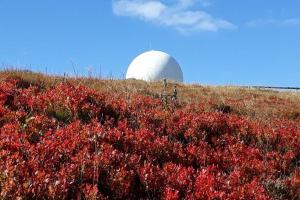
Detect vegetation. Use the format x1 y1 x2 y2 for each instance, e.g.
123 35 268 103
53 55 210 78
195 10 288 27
0 70 299 199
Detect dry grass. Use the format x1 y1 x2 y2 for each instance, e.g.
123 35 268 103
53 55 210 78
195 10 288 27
1 69 300 121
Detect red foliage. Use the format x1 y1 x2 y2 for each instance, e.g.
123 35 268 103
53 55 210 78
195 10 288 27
0 77 299 199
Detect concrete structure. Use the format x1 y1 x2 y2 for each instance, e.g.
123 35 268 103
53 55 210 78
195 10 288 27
126 50 183 82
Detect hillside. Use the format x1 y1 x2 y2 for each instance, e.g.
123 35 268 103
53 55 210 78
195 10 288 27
0 70 299 199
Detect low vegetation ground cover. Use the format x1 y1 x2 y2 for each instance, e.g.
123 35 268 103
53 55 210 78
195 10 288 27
0 70 299 199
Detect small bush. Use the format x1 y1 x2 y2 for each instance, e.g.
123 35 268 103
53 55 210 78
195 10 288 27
212 103 232 113
46 103 72 123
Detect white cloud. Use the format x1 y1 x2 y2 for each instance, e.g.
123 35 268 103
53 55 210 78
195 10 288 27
178 0 205 8
247 18 300 27
112 0 236 33
113 0 166 20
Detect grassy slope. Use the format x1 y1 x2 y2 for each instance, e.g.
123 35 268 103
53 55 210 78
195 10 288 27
1 70 300 199
1 70 300 122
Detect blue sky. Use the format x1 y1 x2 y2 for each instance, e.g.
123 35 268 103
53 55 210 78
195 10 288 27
0 0 300 86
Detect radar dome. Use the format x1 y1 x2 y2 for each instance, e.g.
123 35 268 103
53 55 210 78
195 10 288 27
126 50 183 82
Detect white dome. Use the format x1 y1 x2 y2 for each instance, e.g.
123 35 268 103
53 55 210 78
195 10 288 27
126 50 183 82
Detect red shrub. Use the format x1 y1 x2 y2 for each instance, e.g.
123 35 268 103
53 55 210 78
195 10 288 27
0 78 299 199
